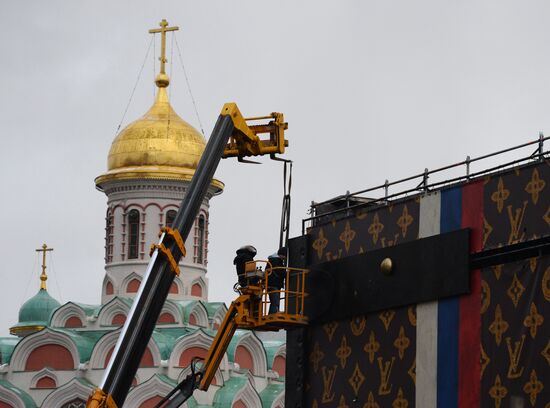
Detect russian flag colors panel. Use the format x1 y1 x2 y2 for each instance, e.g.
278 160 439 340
419 183 484 408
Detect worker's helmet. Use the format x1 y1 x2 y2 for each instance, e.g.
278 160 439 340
236 245 257 256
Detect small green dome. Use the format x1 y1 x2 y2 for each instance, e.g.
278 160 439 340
19 289 60 323
10 289 60 337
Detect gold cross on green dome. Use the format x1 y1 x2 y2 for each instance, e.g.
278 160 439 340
36 243 53 290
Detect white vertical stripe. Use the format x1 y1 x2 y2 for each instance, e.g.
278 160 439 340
416 192 440 408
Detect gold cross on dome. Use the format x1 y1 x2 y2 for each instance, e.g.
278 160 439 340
149 19 179 75
36 243 53 290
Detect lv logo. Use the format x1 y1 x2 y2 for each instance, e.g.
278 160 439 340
325 249 343 261
506 335 525 379
377 356 395 395
321 365 337 403
381 234 399 248
507 201 528 244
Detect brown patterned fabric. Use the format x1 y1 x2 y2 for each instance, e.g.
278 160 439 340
483 162 550 250
309 200 420 265
305 305 417 408
304 200 420 406
481 161 550 407
481 256 550 407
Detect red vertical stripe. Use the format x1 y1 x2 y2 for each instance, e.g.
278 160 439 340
458 181 483 407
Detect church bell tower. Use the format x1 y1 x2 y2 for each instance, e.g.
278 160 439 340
94 20 223 304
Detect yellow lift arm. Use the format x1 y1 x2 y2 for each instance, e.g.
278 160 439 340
155 262 308 407
221 104 288 161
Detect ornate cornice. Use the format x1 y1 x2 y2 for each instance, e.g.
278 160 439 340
95 166 224 195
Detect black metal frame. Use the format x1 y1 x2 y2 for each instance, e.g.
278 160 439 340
470 236 550 269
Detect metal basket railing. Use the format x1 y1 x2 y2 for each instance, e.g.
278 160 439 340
242 260 308 324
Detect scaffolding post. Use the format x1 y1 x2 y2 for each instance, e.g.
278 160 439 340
423 168 429 192
539 132 545 161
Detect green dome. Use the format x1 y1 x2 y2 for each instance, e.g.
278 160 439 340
10 289 60 336
19 289 60 323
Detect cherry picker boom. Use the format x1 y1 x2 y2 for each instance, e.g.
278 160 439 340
155 261 308 407
86 103 307 408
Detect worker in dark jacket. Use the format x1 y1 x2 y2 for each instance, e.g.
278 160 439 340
266 247 287 314
233 245 257 287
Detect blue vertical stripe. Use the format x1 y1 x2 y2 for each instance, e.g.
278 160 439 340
437 187 461 408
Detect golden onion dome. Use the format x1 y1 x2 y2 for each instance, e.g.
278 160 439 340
108 85 205 171
95 72 224 192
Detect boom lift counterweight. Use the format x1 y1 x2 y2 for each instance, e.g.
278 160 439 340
87 103 307 408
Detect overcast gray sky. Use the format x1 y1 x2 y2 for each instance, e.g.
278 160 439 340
1 1 550 335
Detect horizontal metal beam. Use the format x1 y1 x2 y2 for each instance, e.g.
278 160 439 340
470 236 550 269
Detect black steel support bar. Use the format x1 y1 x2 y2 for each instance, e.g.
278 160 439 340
99 115 235 407
470 236 550 269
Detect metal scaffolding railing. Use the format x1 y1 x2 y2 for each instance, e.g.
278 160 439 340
261 266 307 319
303 133 549 233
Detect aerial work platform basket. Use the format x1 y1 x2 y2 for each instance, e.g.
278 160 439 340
235 260 308 330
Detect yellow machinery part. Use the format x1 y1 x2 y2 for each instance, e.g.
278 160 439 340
220 103 288 158
160 227 187 257
149 243 181 276
86 388 118 408
199 299 239 390
149 227 187 276
198 265 309 391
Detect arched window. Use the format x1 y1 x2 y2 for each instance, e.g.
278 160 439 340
36 376 57 389
105 210 114 263
158 313 176 324
112 314 126 326
191 283 202 297
126 278 141 293
196 215 206 264
235 345 254 374
64 316 83 328
169 282 179 294
165 210 177 228
179 347 208 367
272 355 286 377
25 345 74 371
128 209 140 259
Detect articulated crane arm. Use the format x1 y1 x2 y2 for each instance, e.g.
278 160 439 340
87 104 288 408
154 262 308 408
153 299 240 408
